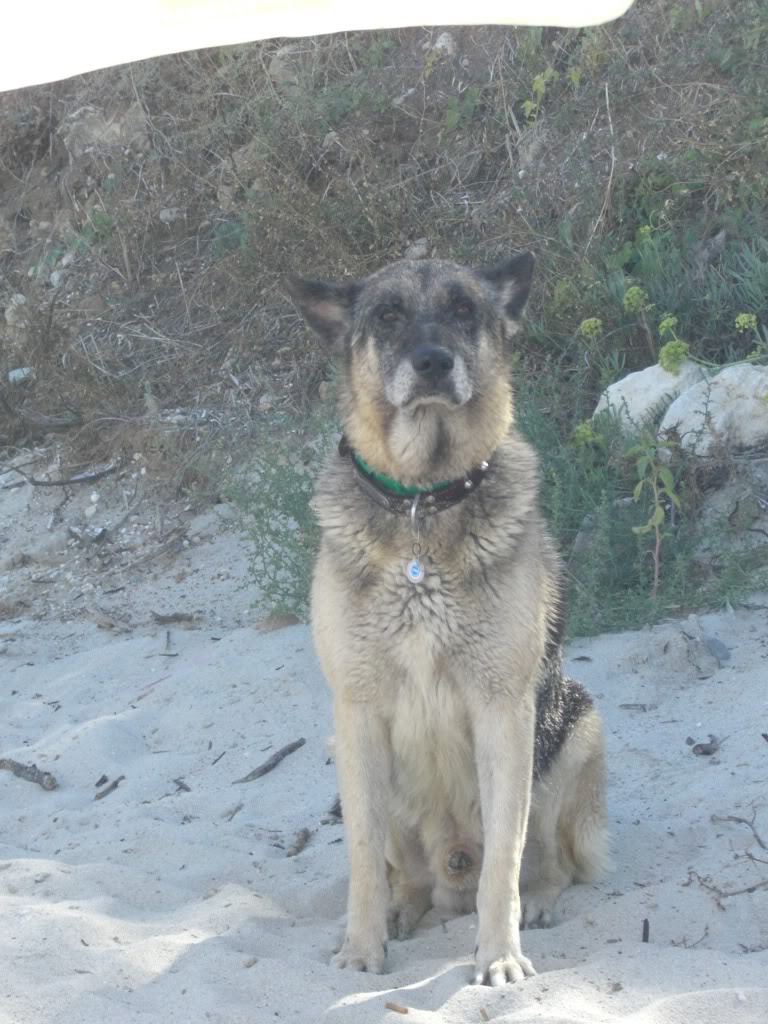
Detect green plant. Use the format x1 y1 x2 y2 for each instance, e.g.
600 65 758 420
658 339 690 373
629 440 681 602
225 409 337 619
522 66 559 122
443 87 481 133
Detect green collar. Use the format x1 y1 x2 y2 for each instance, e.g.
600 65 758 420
351 451 454 497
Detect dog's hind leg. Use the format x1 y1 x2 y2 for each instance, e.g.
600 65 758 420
521 706 608 929
386 821 433 940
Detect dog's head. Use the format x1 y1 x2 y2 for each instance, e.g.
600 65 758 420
286 254 534 482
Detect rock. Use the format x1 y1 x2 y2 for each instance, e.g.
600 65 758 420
594 360 706 432
702 635 731 664
657 626 720 680
59 102 150 160
159 207 184 224
680 615 724 679
8 367 33 384
403 238 430 260
4 293 28 328
693 459 768 566
658 363 768 455
60 106 123 158
50 270 63 288
432 32 457 57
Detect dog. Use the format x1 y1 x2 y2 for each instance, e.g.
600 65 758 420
287 253 608 986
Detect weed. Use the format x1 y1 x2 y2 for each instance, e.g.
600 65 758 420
225 408 337 619
629 439 681 602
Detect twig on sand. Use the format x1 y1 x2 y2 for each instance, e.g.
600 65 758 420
384 1003 409 1015
642 918 650 943
672 924 709 949
0 758 58 791
94 775 125 800
233 738 306 784
222 802 243 821
686 869 768 910
711 808 767 851
286 828 312 858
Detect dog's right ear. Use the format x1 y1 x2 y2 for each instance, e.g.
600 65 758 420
285 276 360 347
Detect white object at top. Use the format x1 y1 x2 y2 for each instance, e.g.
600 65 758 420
1 0 636 92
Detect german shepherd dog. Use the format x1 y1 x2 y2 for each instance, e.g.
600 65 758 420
287 254 608 986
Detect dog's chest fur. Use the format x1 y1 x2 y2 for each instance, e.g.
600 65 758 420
376 568 478 825
313 436 548 822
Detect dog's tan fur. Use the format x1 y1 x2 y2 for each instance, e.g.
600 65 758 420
288 255 608 986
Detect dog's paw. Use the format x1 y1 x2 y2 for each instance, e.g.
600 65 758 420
472 942 536 986
520 885 560 930
332 935 386 974
387 903 422 941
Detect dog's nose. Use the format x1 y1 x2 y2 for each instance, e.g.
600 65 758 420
411 345 454 380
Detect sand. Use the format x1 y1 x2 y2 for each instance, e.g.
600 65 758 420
1 472 767 1022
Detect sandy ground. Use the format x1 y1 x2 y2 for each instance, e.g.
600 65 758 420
2 462 768 1023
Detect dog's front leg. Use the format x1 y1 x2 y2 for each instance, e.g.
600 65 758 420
333 698 391 974
471 697 537 986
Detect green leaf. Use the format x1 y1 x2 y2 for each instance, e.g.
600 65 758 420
633 480 645 501
444 101 461 132
658 466 674 493
650 505 665 527
636 456 650 479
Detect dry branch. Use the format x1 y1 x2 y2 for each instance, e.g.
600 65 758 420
0 758 58 791
233 737 305 784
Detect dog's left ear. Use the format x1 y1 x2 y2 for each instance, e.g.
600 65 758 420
285 275 360 347
479 252 535 331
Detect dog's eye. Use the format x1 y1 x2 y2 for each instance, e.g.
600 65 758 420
454 303 474 319
379 309 400 323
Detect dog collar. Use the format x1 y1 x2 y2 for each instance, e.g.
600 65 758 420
338 435 490 517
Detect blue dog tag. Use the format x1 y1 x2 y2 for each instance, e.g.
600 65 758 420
406 559 426 584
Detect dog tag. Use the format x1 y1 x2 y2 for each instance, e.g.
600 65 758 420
406 558 426 584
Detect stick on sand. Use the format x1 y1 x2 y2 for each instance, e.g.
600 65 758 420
0 758 58 791
233 738 305 784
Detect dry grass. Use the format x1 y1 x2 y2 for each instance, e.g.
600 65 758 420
0 1 766 471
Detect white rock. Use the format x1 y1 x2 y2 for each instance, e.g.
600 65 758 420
8 367 33 384
433 32 457 57
159 207 183 224
50 270 63 288
4 293 27 327
594 360 706 431
658 363 768 455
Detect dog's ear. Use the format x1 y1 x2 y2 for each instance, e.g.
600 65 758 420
285 276 360 347
478 252 535 330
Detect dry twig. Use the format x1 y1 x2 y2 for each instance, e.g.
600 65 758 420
233 738 306 784
0 758 57 791
94 775 125 800
711 808 767 851
286 828 312 858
